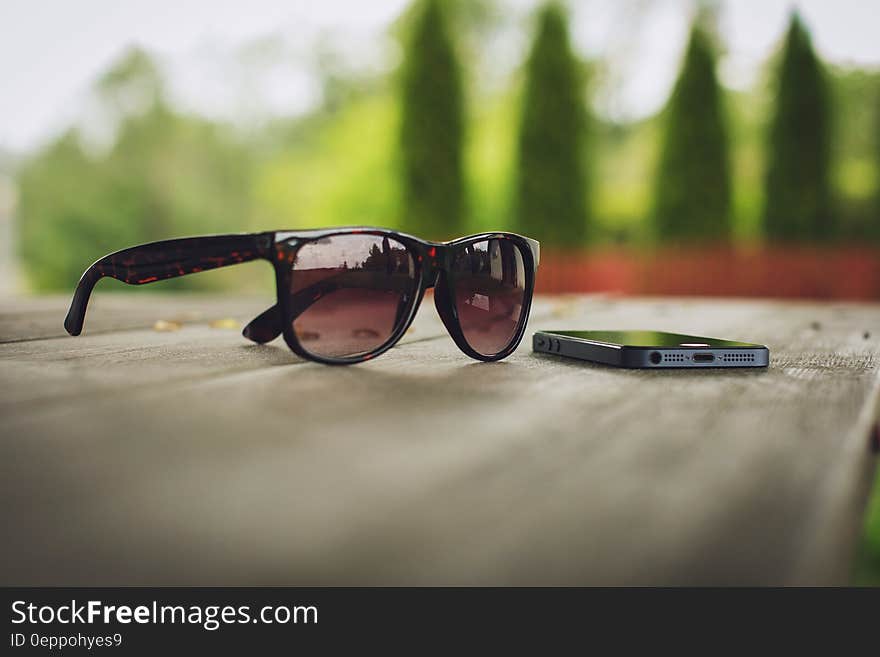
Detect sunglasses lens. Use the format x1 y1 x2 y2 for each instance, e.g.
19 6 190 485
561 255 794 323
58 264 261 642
289 234 417 359
452 239 527 357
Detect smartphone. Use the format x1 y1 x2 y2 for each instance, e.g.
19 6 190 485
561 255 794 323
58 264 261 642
532 330 769 369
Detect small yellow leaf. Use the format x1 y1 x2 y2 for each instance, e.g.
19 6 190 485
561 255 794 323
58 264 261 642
209 318 241 330
153 319 182 332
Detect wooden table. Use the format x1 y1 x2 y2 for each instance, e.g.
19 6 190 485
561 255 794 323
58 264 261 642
1 293 878 585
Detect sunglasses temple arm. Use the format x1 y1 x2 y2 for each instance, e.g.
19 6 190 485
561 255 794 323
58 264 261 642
242 305 282 344
241 280 341 344
241 272 415 344
64 233 273 336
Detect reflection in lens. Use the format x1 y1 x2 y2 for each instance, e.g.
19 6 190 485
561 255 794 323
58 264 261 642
452 239 526 356
290 234 416 359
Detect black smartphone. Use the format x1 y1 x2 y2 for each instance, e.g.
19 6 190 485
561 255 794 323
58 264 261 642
532 330 769 369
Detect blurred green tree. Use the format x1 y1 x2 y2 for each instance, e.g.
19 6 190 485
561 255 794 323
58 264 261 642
515 2 589 247
18 48 255 291
876 87 880 226
18 132 107 290
652 20 731 242
399 0 465 238
762 14 833 241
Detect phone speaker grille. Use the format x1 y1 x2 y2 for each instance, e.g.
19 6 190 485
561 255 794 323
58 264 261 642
721 352 755 362
662 353 685 362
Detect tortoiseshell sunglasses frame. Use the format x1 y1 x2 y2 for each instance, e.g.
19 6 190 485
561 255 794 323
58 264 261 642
64 228 540 365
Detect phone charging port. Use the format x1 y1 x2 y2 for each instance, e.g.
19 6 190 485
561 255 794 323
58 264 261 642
693 353 715 363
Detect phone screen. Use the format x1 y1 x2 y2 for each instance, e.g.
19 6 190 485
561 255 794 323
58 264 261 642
548 330 761 348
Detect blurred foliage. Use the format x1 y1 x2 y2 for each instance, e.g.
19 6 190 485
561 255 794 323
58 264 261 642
399 0 465 239
254 91 400 233
825 67 880 240
762 14 833 241
652 21 731 242
875 82 880 228
13 2 880 293
19 49 256 291
515 3 589 248
854 474 880 586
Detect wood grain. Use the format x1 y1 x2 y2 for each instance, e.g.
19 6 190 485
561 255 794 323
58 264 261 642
0 293 877 585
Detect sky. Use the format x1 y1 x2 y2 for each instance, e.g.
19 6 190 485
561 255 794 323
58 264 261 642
1 0 878 154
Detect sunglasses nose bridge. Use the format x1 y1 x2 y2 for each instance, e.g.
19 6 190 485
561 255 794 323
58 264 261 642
424 269 440 289
420 243 448 289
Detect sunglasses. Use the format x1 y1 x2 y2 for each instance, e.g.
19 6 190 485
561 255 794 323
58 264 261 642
64 228 540 364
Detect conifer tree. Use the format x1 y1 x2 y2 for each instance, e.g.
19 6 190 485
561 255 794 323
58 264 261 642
652 21 731 241
875 88 880 232
399 0 465 238
515 2 588 247
763 14 833 241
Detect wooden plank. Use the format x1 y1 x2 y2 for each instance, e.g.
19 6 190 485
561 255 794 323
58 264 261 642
0 293 275 342
0 295 877 585
0 292 480 413
0 291 560 411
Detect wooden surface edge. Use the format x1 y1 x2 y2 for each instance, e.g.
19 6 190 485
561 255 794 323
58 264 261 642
790 372 880 585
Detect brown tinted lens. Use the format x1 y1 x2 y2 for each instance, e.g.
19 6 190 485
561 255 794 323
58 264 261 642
289 234 416 359
452 239 527 356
